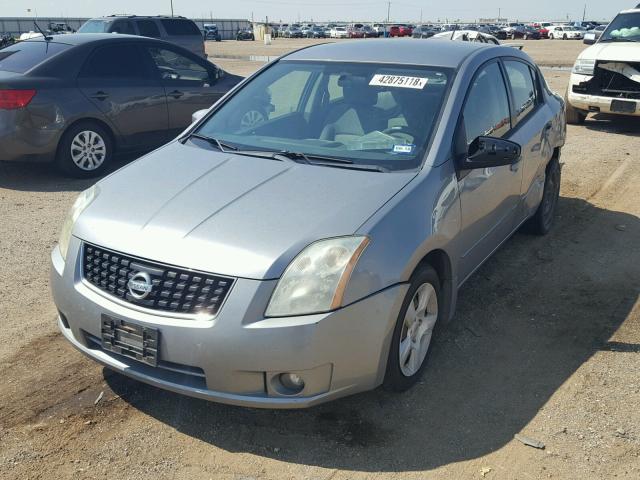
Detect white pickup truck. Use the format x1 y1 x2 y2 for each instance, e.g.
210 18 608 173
566 5 640 123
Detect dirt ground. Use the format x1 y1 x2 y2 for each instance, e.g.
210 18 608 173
1 39 639 480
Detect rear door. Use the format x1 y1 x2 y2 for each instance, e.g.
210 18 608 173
501 59 552 222
77 43 169 149
144 45 225 139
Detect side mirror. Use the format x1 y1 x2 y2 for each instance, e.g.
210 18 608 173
192 109 208 124
459 136 521 170
583 33 596 45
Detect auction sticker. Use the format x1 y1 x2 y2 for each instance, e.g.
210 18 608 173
370 74 428 89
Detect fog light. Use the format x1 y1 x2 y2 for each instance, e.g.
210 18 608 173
279 373 305 393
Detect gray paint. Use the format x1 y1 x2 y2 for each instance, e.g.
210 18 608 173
51 39 566 407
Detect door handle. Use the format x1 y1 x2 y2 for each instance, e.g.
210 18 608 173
91 91 109 101
168 90 184 99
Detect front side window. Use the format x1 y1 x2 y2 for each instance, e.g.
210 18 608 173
110 21 135 35
137 20 161 38
600 12 640 42
196 61 452 171
148 47 210 85
463 62 511 144
504 60 537 123
80 45 147 79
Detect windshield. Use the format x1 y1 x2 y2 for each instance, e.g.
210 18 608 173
195 61 452 171
78 20 110 33
601 12 640 42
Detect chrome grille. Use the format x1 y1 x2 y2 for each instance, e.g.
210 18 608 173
82 243 234 316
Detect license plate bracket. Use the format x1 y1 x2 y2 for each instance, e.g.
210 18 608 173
101 315 159 367
611 99 637 114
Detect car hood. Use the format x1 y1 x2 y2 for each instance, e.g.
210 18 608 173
580 42 640 62
75 141 416 280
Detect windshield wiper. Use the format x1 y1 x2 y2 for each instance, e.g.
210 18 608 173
185 133 238 151
600 37 640 43
273 151 385 172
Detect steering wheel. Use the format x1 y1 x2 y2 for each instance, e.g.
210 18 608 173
382 126 419 142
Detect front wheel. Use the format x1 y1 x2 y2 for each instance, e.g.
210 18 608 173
383 264 441 392
56 121 113 178
526 157 561 235
565 91 587 125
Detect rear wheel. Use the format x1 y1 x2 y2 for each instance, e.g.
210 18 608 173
383 264 441 392
56 121 113 178
563 34 568 40
526 157 561 235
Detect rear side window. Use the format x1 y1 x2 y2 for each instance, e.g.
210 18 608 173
503 60 537 123
137 20 161 38
80 45 148 79
463 62 511 144
0 42 70 74
160 19 201 36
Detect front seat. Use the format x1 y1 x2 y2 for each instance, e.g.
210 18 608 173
319 76 385 143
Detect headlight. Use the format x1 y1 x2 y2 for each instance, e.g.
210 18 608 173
58 184 100 261
573 59 596 75
265 236 370 317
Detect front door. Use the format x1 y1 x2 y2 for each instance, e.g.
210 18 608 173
145 46 225 139
456 61 523 282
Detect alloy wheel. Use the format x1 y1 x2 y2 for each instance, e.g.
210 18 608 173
240 110 266 128
70 130 107 171
399 282 438 377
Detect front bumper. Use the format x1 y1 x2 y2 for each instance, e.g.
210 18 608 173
51 239 407 408
568 73 640 117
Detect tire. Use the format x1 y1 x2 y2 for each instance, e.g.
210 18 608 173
565 91 587 125
56 121 113 178
549 33 554 40
383 264 442 392
563 34 568 40
525 156 561 235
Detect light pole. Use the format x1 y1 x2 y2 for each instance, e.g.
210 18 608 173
170 0 174 17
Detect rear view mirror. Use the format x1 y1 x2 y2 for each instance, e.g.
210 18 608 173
460 136 521 169
583 33 596 45
192 109 208 124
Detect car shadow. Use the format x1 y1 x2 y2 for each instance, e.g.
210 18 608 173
0 153 139 193
584 113 640 137
104 195 639 472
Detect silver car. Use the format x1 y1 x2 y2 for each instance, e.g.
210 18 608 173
51 40 566 408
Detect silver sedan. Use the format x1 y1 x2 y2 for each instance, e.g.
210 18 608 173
51 39 566 408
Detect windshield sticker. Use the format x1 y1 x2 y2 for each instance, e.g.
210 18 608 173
393 144 415 154
370 75 429 89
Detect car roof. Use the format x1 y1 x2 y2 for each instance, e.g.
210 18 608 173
20 33 160 47
282 39 497 68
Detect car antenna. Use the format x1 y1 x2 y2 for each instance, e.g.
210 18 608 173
33 21 53 41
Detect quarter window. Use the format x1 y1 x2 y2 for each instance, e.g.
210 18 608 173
504 60 537 123
463 62 511 144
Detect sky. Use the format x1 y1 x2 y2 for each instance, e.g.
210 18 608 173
1 0 636 23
